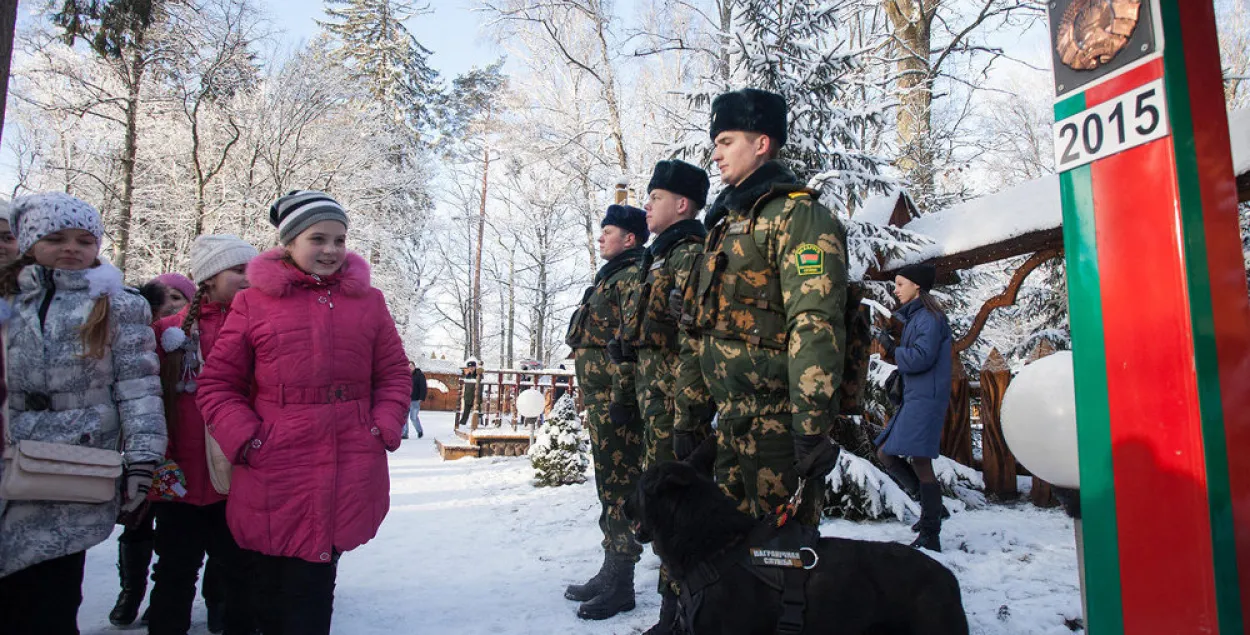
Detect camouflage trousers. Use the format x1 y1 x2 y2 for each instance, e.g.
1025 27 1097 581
585 402 645 559
715 413 825 526
637 349 679 469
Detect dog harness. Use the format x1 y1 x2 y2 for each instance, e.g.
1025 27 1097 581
678 517 820 634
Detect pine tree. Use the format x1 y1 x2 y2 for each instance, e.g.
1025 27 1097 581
320 0 441 139
530 395 590 487
669 0 894 216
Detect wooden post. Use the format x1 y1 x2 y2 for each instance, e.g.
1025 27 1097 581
1027 340 1058 508
940 359 974 466
979 349 1019 500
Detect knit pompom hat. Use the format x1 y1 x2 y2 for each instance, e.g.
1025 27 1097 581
269 190 348 245
190 234 259 285
10 192 104 254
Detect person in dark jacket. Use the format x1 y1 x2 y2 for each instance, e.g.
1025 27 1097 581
873 263 953 552
406 363 427 439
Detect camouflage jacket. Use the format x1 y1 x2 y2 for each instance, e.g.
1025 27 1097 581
620 219 707 352
683 161 848 436
566 248 644 407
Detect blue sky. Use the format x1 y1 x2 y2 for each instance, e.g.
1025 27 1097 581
264 0 504 78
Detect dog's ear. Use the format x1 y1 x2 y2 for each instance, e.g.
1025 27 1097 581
684 436 717 477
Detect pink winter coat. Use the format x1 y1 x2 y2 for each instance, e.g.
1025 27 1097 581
151 302 231 507
196 249 410 563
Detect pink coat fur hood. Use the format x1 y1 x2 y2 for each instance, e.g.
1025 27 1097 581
196 248 411 563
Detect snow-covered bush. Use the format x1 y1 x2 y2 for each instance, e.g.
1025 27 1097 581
530 395 589 487
822 452 919 522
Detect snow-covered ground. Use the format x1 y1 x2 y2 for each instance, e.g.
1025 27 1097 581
78 412 1083 634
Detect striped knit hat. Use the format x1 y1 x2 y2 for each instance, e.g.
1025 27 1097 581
269 190 349 245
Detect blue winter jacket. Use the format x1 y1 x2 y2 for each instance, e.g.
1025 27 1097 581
874 298 952 459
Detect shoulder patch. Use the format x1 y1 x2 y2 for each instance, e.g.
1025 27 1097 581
794 243 824 276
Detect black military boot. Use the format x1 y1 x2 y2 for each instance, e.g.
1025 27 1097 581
642 585 681 635
565 550 612 601
577 554 636 620
108 540 153 626
910 482 943 552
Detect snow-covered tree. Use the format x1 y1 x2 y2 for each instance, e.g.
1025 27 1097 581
320 0 441 139
530 395 590 487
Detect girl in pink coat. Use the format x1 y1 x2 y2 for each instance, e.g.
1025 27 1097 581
147 235 259 635
196 191 410 634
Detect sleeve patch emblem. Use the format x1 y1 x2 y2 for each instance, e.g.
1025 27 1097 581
794 243 824 276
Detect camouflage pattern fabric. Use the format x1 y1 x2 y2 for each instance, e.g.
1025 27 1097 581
567 248 645 559
686 161 849 524
620 228 706 468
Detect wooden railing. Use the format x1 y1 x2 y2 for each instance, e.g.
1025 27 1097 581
456 369 579 432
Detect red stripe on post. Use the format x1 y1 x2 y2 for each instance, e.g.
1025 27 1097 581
1179 0 1250 624
1090 136 1221 633
1084 59 1163 107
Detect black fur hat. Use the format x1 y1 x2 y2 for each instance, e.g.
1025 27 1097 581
602 204 649 244
647 160 710 210
897 263 936 292
708 88 788 148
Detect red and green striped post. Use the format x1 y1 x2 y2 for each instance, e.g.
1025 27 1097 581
1055 1 1250 632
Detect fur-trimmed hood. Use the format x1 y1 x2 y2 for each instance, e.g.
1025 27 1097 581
246 248 372 298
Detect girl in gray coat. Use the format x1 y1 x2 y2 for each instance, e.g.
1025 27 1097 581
0 193 167 635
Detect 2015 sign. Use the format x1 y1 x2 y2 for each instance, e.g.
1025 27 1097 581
1053 79 1170 173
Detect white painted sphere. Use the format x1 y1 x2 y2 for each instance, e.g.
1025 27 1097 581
516 389 546 418
1001 351 1080 489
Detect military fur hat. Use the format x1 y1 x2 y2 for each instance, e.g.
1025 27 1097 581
647 160 710 211
708 88 788 148
602 204 649 244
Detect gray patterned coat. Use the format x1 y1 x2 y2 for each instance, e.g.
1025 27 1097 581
0 262 166 578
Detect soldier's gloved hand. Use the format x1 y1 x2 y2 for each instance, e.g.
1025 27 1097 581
673 431 699 461
608 403 639 426
120 462 156 513
793 435 841 481
607 338 638 364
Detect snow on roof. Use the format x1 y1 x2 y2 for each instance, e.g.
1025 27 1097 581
880 108 1248 272
855 191 900 226
883 174 1062 270
1231 107 1250 178
419 358 464 375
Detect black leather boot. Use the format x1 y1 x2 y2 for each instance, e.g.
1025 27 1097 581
885 461 920 499
109 540 153 626
910 483 943 552
577 554 636 620
565 550 612 601
642 585 681 635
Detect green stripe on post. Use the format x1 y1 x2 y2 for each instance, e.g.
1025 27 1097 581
1057 88 1124 634
1060 156 1125 635
1157 2 1245 632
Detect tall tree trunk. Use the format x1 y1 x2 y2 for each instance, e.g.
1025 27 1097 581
506 245 515 367
883 0 936 210
592 5 628 173
537 257 548 363
115 41 147 271
0 0 17 148
580 174 597 274
473 144 489 361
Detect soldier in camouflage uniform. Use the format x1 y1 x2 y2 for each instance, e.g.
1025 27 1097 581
563 204 649 620
613 160 710 635
678 88 846 527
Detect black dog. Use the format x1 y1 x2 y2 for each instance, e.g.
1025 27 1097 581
626 444 969 635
